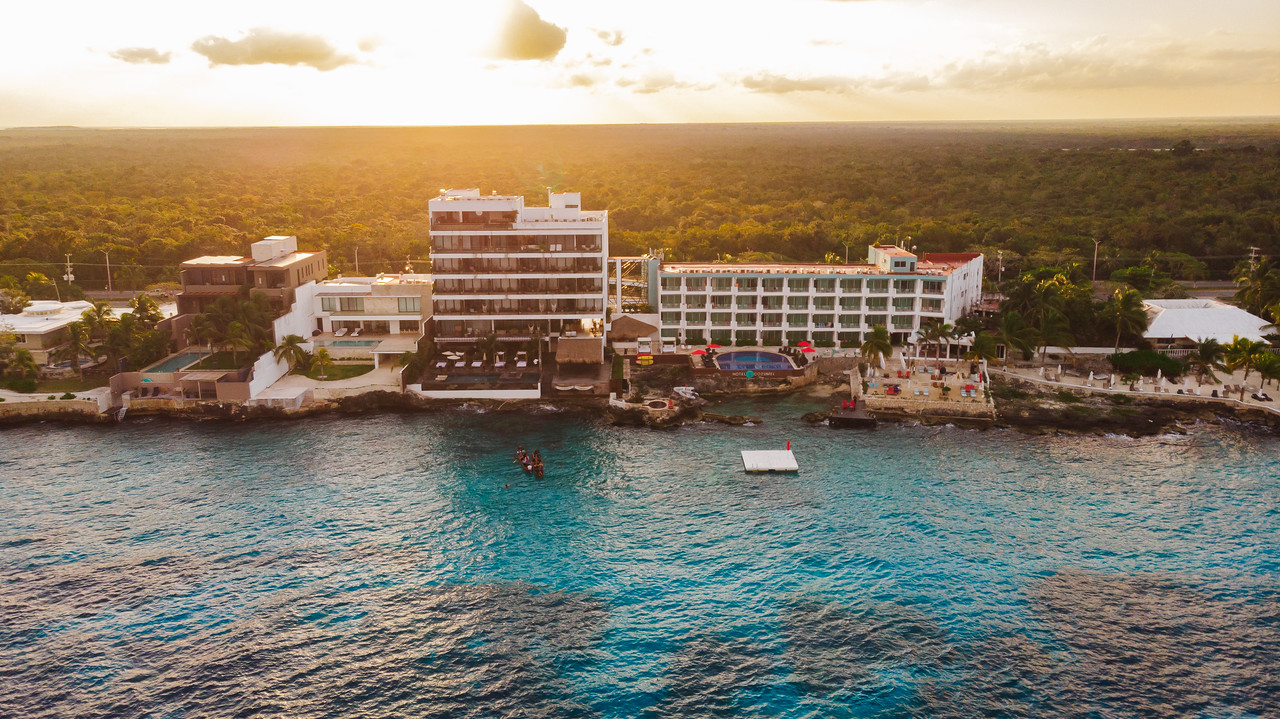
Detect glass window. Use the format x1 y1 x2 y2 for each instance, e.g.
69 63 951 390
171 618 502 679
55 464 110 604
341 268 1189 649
685 277 705 291
661 277 682 291
866 314 887 327
838 331 861 344
762 278 784 292
685 312 706 324
893 298 915 312
787 296 809 309
892 315 915 329
736 296 757 309
922 280 944 295
866 279 889 293
813 278 836 292
397 296 420 313
712 277 732 291
762 330 783 345
736 313 757 325
686 295 707 308
787 278 810 293
788 313 809 327
711 295 732 309
661 295 681 308
339 297 364 312
321 297 338 312
839 278 861 292
866 298 888 311
762 296 783 309
711 329 732 343
839 314 861 328
894 279 917 293
761 313 783 326
399 320 420 333
812 331 834 344
710 312 732 326
840 296 861 310
661 312 681 325
812 314 834 328
813 297 835 310
737 278 757 292
921 298 943 313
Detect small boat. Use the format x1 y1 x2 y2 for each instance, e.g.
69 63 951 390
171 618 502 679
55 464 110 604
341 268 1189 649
515 447 534 473
531 449 545 479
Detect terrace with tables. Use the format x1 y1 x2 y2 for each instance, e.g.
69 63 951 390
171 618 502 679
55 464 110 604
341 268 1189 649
416 348 542 394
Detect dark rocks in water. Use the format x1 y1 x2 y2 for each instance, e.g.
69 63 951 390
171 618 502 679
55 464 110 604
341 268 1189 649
801 410 831 424
657 634 776 718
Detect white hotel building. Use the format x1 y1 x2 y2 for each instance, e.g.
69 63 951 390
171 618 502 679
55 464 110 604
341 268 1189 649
653 246 983 348
428 189 608 352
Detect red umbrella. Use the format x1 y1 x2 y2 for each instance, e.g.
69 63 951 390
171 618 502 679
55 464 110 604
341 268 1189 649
691 349 707 355
802 347 817 353
706 343 722 349
797 341 812 347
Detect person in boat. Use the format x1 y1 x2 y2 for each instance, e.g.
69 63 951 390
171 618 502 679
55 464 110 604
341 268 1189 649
515 446 527 464
531 450 544 478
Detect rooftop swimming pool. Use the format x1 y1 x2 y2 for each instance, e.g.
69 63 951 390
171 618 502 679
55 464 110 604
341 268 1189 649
142 351 209 373
320 339 380 347
714 350 795 371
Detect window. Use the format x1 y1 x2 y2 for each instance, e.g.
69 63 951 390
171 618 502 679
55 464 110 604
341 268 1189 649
711 329 732 343
922 280 944 295
921 298 943 313
710 312 732 326
893 297 915 312
762 296 783 309
866 314 887 327
813 297 835 310
398 297 420 313
814 278 836 292
839 314 861 328
661 295 681 308
788 313 809 327
866 279 889 294
735 330 757 345
787 296 809 309
762 330 783 345
866 298 888 311
661 277 682 291
736 313 757 325
321 297 338 312
685 312 706 324
840 278 861 293
894 279 917 294
661 312 681 325
812 314 834 328
840 297 861 310
813 331 834 344
686 277 705 291
686 295 707 309
788 278 810 293
340 297 364 312
761 312 783 327
736 296 757 309
838 331 861 344
892 315 915 329
712 277 732 291
737 278 757 292
762 278 784 292
399 320 420 333
711 295 732 309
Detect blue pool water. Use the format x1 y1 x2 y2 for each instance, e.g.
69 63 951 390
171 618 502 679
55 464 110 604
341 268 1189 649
715 350 796 371
142 350 208 373
2 395 1278 717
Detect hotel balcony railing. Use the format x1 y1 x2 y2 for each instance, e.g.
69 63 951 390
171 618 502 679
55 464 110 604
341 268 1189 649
762 321 783 327
922 288 945 295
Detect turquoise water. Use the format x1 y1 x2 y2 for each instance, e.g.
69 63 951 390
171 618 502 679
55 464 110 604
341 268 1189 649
2 396 1278 717
716 351 795 371
142 350 208 373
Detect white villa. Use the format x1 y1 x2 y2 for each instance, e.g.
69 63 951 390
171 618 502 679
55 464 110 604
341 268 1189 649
648 246 983 349
1144 299 1273 348
428 189 609 356
1 300 97 367
304 274 432 368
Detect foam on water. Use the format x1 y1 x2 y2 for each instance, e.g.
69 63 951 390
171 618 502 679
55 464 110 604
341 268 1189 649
1 396 1278 717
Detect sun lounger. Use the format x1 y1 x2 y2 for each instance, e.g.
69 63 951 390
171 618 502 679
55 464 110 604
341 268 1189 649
471 361 482 368
334 328 348 337
495 361 506 368
574 385 593 391
435 361 447 369
435 375 447 381
922 388 929 397
455 361 466 368
517 361 527 368
351 328 361 337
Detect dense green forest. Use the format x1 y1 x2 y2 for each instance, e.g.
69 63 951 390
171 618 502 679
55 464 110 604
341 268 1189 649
1 121 1278 292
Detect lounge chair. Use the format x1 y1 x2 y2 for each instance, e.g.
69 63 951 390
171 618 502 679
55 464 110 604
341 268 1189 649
471 361 482 368
922 388 929 397
351 328 361 337
455 361 466 368
334 328 348 337
495 360 506 368
516 360 528 368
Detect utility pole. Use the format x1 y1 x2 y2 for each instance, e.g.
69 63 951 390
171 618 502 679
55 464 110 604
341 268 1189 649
1092 238 1102 283
355 247 360 275
997 250 1003 284
62 254 75 288
1250 246 1261 271
102 250 112 292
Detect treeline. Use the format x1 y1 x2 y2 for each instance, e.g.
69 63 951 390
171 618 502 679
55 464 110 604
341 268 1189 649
0 122 1277 290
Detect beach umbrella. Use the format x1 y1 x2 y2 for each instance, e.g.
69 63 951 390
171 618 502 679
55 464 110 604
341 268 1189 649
707 343 722 349
1038 366 1044 376
691 349 707 355
802 347 816 353
797 341 811 347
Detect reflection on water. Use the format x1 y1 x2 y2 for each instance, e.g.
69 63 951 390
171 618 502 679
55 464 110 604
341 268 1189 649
1 410 1277 717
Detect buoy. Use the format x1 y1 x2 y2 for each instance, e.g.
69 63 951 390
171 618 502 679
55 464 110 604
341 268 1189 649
786 440 791 450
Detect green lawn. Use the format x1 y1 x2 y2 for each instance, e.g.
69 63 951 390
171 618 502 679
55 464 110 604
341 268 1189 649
301 364 374 381
35 376 109 393
190 351 249 370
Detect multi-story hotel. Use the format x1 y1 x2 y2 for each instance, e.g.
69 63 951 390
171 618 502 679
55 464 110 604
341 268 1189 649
650 245 982 347
427 189 608 352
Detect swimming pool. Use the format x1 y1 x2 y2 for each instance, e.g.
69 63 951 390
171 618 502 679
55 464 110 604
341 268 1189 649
714 350 795 371
320 339 381 347
143 351 209 373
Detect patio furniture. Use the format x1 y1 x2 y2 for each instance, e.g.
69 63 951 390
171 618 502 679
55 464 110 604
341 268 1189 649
517 361 527 368
435 375 447 381
334 328 348 337
351 328 361 337
471 361 482 368
435 361 447 369
455 361 466 368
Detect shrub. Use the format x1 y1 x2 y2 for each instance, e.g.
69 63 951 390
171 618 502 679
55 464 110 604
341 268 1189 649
814 340 836 348
5 378 36 393
1108 350 1182 378
60 392 76 400
1055 389 1082 404
47 395 57 400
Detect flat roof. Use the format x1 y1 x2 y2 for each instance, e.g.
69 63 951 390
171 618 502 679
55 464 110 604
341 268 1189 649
659 262 956 277
252 251 320 269
1144 299 1271 343
182 255 248 266
873 245 915 257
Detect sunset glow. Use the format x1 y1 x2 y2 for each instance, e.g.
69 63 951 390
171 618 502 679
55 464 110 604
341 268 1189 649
2 0 1278 126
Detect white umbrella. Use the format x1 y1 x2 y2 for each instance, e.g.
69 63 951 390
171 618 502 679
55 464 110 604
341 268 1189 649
1156 368 1162 381
1038 366 1045 376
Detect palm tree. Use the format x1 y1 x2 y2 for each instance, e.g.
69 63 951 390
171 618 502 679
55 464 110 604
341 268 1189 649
273 334 310 372
995 311 1036 365
226 321 255 365
1184 338 1227 386
8 349 38 379
478 333 502 365
80 301 115 341
915 323 944 360
1224 335 1270 384
1232 258 1280 316
937 322 956 360
1100 288 1149 352
128 293 164 327
394 349 429 383
1255 352 1280 389
860 325 893 369
964 333 998 363
312 348 335 380
186 314 217 356
55 321 99 381
1036 311 1075 364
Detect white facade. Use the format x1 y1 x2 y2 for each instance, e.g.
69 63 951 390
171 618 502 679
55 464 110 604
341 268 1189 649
428 189 608 345
654 246 982 347
311 274 432 337
1 300 96 366
1144 299 1272 346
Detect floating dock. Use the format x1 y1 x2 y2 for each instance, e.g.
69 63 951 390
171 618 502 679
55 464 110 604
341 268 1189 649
741 450 799 472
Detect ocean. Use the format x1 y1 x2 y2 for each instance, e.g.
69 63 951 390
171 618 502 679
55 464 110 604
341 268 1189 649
2 395 1278 718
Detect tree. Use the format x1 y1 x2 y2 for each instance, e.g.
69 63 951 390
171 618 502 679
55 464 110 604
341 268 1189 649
186 314 217 356
273 334 311 371
964 333 998 363
312 348 335 380
1036 311 1076 363
860 324 893 368
24 272 57 300
1232 258 1280 317
129 293 164 327
1224 336 1270 385
393 349 429 383
478 333 502 364
81 301 115 341
54 321 99 380
0 289 30 314
1184 338 1227 386
8 348 38 379
1099 288 1149 352
915 323 944 359
1255 352 1280 389
995 310 1036 365
226 321 255 365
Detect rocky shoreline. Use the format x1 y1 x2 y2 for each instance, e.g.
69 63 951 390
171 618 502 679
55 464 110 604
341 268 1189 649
3 376 1278 437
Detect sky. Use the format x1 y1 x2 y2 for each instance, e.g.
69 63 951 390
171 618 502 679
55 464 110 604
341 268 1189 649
2 0 1278 127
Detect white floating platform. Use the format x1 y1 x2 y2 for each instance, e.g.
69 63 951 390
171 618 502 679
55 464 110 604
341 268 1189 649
741 450 799 472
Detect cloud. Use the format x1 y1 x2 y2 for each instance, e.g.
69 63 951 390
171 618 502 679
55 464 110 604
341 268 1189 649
357 37 381 53
109 47 171 65
593 29 625 47
493 0 567 61
739 70 930 94
191 28 357 71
